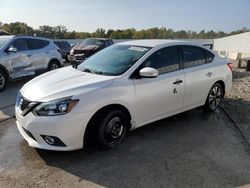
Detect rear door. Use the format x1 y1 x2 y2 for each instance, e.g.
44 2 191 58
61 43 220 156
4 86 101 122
133 46 185 126
181 45 216 108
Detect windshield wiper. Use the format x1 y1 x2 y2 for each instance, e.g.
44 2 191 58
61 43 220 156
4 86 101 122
92 70 103 75
83 68 103 75
82 68 91 73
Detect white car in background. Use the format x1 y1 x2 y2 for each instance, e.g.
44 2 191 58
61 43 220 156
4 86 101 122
15 40 232 151
0 35 64 91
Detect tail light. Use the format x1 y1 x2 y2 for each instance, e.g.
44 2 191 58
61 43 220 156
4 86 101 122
227 63 233 71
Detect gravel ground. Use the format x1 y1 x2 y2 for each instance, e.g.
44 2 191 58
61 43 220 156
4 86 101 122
221 60 250 143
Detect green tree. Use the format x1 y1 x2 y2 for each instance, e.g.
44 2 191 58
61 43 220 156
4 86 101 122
92 28 106 38
106 29 114 38
53 25 67 39
0 21 249 39
36 25 55 38
2 22 34 35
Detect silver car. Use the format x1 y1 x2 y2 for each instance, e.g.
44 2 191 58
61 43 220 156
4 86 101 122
0 35 64 91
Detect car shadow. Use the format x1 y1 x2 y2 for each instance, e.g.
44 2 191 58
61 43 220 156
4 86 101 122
35 108 225 187
221 97 250 144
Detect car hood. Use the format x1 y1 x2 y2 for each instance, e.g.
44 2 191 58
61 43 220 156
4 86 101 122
20 66 115 102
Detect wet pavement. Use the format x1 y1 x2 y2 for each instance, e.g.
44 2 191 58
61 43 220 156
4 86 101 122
1 103 250 187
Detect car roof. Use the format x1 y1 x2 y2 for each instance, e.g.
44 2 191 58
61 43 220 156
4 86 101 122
54 40 69 43
117 39 201 48
0 35 15 39
10 35 52 41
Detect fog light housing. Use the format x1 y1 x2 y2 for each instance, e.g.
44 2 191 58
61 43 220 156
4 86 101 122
41 135 66 147
44 136 55 145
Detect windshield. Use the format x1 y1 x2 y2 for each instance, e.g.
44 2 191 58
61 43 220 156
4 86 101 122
77 45 151 76
0 37 12 48
80 38 104 46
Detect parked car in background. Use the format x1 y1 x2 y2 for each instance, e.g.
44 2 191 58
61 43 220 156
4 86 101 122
54 40 71 62
69 38 113 66
0 35 64 91
16 40 232 151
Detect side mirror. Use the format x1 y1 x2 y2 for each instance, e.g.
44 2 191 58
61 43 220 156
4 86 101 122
7 46 17 53
139 67 159 78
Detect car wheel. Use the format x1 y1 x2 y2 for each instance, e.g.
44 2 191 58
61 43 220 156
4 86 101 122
0 69 7 92
204 83 223 111
98 110 129 149
48 61 60 71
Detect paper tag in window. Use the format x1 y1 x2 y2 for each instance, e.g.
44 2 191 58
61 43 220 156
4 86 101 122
129 46 148 52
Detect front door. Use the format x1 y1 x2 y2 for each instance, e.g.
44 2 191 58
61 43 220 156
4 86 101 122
133 46 185 127
7 38 34 79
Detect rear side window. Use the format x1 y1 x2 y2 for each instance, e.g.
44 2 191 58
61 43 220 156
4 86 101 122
205 50 214 63
181 46 207 68
142 46 179 74
11 39 28 51
27 39 49 50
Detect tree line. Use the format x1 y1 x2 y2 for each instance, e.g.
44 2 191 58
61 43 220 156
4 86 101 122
0 21 249 39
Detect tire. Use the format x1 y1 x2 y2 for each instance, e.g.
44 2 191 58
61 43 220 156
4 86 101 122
0 69 7 92
97 110 129 149
204 83 223 111
48 60 60 71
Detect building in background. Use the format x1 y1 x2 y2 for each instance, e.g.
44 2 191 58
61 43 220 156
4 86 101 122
213 32 250 60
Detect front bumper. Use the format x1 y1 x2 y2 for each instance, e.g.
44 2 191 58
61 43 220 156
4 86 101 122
15 107 91 151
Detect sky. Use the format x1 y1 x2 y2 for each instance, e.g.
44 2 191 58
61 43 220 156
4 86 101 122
0 0 249 32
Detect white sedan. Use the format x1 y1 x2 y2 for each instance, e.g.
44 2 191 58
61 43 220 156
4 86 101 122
15 40 232 151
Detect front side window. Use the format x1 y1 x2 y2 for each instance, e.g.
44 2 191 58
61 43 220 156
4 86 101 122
77 45 150 76
141 46 180 74
27 39 49 50
104 41 109 47
108 40 113 46
11 39 28 51
181 46 207 68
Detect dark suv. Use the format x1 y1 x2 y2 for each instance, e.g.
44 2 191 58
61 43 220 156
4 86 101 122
69 38 113 65
54 40 71 62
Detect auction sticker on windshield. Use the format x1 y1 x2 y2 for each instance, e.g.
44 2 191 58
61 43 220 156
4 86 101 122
129 46 148 52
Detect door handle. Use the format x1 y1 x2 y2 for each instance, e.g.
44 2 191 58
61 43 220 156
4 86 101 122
173 79 183 85
206 72 213 77
26 54 32 57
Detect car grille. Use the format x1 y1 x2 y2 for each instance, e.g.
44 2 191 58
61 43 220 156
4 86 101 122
20 96 31 111
73 50 84 55
75 56 84 60
17 93 38 116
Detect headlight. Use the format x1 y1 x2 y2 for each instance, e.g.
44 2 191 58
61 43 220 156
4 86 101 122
70 49 74 55
32 97 78 116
